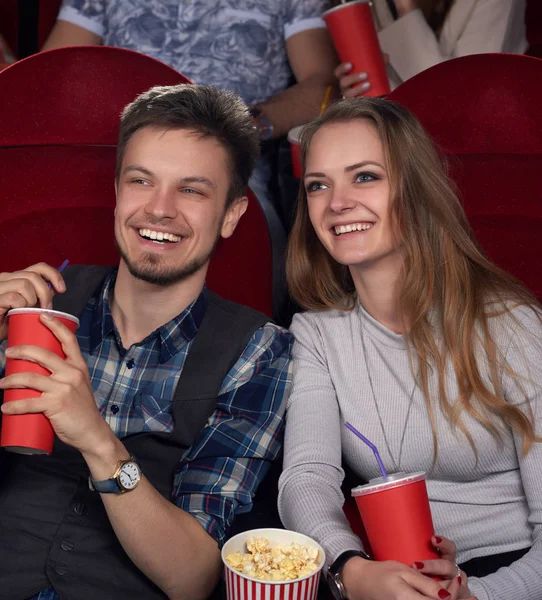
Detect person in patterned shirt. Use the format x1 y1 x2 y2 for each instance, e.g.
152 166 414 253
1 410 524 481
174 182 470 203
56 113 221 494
0 84 293 600
41 0 339 212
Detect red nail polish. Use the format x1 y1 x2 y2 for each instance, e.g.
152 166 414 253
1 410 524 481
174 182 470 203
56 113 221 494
434 536 443 544
413 562 424 569
438 590 451 599
457 576 462 584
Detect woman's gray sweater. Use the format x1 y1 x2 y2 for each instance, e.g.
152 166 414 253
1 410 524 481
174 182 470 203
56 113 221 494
278 302 542 600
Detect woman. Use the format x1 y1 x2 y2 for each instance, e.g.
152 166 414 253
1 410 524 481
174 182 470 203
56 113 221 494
277 97 542 600
337 0 528 97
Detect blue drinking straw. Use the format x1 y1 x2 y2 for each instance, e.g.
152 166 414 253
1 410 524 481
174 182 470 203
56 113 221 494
48 259 70 290
344 421 388 479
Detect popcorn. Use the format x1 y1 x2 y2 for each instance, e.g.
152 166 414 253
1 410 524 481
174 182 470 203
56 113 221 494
225 537 320 581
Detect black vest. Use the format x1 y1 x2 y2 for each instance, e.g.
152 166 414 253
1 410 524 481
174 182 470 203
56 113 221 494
0 266 270 600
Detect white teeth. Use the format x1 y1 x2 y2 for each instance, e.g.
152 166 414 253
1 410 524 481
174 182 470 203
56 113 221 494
138 229 181 243
334 223 373 235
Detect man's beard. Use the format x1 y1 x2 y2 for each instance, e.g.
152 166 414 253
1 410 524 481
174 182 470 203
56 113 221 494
115 227 223 287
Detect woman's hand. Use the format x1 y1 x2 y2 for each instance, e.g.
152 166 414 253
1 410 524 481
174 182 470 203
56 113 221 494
412 536 474 600
334 55 389 99
341 555 469 600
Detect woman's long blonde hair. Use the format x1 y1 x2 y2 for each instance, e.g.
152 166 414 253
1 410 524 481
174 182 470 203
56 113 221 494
287 98 542 458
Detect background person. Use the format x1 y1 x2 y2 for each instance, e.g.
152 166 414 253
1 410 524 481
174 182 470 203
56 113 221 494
336 0 527 97
42 0 339 207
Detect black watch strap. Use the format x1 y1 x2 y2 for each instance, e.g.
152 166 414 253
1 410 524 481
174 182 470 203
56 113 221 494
327 550 372 600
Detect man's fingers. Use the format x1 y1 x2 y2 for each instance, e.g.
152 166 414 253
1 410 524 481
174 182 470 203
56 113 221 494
0 264 62 311
39 314 84 369
25 262 66 296
0 279 39 310
1 396 51 415
0 371 57 394
3 344 67 374
0 291 36 319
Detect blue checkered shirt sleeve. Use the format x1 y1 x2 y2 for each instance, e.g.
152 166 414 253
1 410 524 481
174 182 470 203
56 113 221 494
172 322 293 547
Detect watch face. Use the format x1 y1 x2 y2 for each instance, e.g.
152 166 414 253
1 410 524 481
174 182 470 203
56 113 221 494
119 462 140 490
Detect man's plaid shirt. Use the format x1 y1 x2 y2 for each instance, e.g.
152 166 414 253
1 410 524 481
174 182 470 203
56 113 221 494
0 271 292 600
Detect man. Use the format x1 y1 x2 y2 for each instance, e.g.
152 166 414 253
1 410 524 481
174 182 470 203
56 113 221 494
41 0 339 205
0 84 292 600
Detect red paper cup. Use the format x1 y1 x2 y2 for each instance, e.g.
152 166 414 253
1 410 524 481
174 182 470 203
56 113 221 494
222 528 325 600
323 1 390 97
1 308 79 455
352 472 439 565
288 125 305 179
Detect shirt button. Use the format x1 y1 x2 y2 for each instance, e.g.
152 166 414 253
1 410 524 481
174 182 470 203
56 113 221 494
126 358 135 369
73 503 88 516
55 564 68 576
111 404 120 414
61 540 74 552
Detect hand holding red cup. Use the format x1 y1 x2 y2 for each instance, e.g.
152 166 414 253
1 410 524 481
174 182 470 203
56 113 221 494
323 1 390 98
0 308 79 454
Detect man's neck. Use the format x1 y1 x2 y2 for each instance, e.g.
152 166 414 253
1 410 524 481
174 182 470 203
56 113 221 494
110 262 207 348
350 255 408 334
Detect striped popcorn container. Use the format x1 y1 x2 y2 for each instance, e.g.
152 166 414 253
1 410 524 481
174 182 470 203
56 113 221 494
222 528 325 600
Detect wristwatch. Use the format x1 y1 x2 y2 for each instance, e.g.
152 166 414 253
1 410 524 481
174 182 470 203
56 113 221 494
88 455 141 494
327 550 372 600
249 107 274 141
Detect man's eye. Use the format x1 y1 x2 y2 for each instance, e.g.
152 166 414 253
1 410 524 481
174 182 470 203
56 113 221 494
355 172 379 183
306 181 326 193
181 188 201 195
131 179 149 185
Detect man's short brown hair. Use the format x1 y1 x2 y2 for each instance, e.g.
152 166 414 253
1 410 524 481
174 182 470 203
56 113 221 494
116 84 260 206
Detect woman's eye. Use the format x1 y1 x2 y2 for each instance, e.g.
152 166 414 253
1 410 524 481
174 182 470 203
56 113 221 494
306 181 327 193
355 172 378 183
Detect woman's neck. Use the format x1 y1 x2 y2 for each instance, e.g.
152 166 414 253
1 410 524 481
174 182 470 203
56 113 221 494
349 256 408 334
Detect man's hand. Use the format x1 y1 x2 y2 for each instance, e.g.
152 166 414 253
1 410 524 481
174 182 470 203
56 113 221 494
0 263 66 340
0 313 113 453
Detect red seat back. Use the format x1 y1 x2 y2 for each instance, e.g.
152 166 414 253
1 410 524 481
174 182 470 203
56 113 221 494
0 46 273 316
387 53 542 300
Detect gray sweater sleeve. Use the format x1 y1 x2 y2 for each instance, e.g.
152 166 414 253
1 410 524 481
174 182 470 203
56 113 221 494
278 312 365 569
467 307 542 600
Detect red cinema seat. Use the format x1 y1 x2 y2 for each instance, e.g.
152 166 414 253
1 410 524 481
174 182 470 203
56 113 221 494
387 53 542 301
0 45 274 317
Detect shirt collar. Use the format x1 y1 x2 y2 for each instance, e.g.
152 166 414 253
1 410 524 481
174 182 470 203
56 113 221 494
89 270 207 362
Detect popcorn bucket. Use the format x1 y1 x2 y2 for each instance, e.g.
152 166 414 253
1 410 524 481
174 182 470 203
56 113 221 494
222 528 325 600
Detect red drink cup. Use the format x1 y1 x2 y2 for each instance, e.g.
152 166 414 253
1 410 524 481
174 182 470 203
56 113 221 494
352 472 439 565
323 1 390 98
288 125 305 179
1 308 79 455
